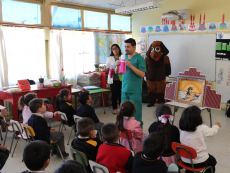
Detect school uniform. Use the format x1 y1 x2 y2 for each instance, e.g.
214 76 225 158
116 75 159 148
133 152 168 173
57 100 76 125
28 114 65 153
96 143 133 173
0 117 9 170
120 117 147 153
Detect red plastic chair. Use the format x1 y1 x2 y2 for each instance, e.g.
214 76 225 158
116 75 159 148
120 128 134 153
45 104 60 126
171 142 213 173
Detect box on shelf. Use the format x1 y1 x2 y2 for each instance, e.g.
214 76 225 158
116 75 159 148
222 43 227 51
77 81 101 88
17 79 30 90
216 42 222 50
227 45 230 51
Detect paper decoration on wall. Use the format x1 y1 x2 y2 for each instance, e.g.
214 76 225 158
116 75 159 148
171 24 179 32
179 24 187 32
216 61 230 103
138 44 147 52
165 67 221 109
188 14 197 32
140 26 147 34
217 68 224 84
137 37 147 52
208 23 217 31
198 13 207 32
162 24 170 32
140 52 146 59
147 26 154 33
155 25 162 32
218 13 228 31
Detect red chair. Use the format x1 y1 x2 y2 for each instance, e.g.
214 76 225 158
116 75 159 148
171 142 213 173
120 128 134 153
45 104 60 126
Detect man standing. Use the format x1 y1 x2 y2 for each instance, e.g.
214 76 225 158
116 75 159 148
116 38 146 127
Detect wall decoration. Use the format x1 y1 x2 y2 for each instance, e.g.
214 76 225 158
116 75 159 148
140 26 147 34
188 14 197 32
137 37 147 52
198 13 207 32
147 26 154 33
208 23 217 31
155 25 162 32
218 13 228 31
162 24 170 32
171 24 179 32
179 24 187 32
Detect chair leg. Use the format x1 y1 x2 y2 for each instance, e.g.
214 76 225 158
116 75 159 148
67 126 74 145
56 144 65 162
9 133 15 153
11 138 19 157
59 122 62 131
202 166 213 173
3 130 8 146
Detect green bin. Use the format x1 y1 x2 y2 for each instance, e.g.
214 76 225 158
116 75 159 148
216 42 222 51
227 45 230 51
222 43 227 51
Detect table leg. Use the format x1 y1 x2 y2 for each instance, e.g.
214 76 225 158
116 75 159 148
101 92 105 114
172 106 179 125
206 108 212 127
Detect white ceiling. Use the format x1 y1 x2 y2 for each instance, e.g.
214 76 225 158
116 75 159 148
52 0 162 11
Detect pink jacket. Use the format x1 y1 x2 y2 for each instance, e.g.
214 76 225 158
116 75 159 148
22 106 54 125
120 117 147 153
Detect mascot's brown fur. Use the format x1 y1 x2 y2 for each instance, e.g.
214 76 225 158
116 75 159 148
145 41 171 106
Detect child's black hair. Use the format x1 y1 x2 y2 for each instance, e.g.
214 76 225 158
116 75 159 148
55 160 85 173
56 89 70 109
116 101 135 131
18 93 37 110
29 98 44 113
78 92 90 104
155 104 172 150
179 105 203 132
77 117 95 137
101 122 119 143
23 140 50 171
142 133 164 159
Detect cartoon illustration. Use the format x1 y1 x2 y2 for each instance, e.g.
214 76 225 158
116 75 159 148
217 68 224 84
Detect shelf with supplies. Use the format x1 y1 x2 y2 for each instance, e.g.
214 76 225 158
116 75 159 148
216 39 230 60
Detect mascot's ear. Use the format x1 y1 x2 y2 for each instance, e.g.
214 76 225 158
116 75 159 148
146 44 152 57
160 42 169 56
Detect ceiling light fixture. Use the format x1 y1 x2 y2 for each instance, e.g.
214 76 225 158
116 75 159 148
115 1 162 14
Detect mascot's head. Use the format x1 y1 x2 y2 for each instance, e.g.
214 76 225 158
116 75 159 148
146 41 169 61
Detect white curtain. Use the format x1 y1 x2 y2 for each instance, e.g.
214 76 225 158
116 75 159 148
2 27 46 85
0 27 8 87
49 30 95 87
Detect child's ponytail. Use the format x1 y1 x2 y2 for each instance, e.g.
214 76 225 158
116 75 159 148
156 105 173 150
56 89 70 109
116 100 136 132
18 93 37 110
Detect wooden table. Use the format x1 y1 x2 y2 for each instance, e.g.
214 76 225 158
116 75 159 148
0 84 72 120
165 101 213 127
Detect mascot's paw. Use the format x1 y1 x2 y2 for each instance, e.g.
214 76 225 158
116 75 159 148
147 103 154 107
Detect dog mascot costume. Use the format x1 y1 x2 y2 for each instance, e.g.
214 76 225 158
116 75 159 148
145 41 171 107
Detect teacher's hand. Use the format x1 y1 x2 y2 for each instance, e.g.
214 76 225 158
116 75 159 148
116 60 120 66
125 60 132 67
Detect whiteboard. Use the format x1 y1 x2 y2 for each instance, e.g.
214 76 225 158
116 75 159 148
148 34 216 81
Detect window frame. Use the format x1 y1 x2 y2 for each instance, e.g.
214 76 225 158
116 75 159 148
110 14 131 32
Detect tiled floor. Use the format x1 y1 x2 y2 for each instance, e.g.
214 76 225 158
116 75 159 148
2 103 229 173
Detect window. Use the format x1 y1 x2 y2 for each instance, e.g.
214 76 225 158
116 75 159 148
84 11 108 29
52 7 82 29
111 14 131 31
2 0 41 24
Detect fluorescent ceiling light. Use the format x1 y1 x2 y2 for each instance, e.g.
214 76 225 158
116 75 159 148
115 1 162 14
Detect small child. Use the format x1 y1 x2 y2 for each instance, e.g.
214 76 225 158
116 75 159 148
22 140 50 173
55 160 85 173
133 133 178 173
116 100 147 153
179 106 221 173
71 117 103 173
96 122 133 173
56 89 76 126
18 93 58 125
28 98 69 158
148 105 180 166
76 92 104 131
0 108 9 171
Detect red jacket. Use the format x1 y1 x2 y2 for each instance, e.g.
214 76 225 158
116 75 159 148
96 143 133 173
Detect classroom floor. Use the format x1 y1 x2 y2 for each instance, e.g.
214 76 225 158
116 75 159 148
2 103 230 173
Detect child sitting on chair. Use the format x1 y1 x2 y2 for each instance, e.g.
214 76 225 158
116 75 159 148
77 92 104 131
96 122 133 173
55 160 85 173
116 100 147 153
133 133 179 173
28 98 69 158
71 117 103 173
56 89 76 126
22 140 50 173
18 92 58 125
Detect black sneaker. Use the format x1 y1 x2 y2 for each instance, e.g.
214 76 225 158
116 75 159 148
57 152 69 158
147 103 154 107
